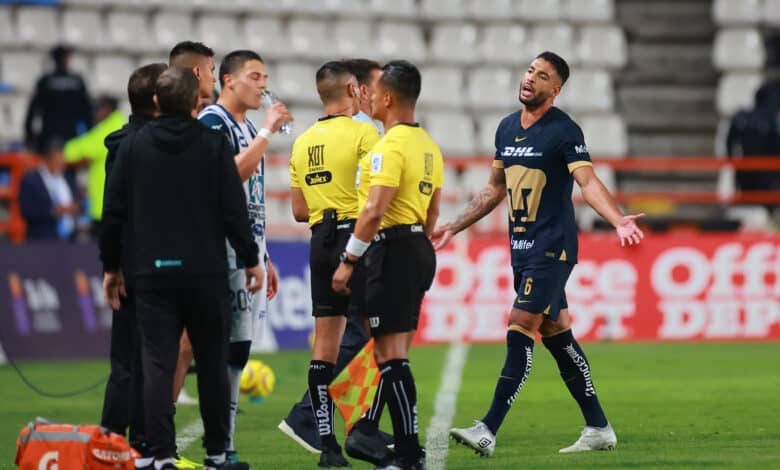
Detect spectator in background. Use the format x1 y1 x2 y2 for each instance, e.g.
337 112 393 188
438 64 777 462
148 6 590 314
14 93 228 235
726 80 780 192
24 45 92 154
19 140 78 241
64 95 126 237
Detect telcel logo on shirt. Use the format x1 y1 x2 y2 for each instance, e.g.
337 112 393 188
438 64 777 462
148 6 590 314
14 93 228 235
501 146 543 157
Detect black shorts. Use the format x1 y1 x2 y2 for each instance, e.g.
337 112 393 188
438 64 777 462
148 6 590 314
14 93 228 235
310 220 365 317
364 226 436 336
512 258 573 321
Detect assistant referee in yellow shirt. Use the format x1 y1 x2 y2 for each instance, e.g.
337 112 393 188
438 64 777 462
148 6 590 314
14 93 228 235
289 60 379 468
333 60 444 470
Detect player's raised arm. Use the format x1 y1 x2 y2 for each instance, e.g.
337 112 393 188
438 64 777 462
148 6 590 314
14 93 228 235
572 165 645 247
430 164 506 250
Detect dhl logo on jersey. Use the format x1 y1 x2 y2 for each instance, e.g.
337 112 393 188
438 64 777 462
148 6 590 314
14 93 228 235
501 146 543 157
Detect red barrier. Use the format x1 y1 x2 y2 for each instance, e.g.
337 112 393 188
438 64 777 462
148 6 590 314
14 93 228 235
417 233 780 343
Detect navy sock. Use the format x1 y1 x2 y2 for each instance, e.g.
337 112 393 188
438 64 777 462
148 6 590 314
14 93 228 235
482 329 535 435
308 360 337 450
379 359 422 462
542 330 608 428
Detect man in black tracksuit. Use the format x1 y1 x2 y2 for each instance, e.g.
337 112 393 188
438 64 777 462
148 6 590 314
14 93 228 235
99 62 167 460
100 66 261 470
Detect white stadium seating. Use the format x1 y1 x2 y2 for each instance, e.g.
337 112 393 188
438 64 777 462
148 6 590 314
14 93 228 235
565 0 615 23
716 72 763 116
375 22 427 62
153 11 194 52
60 9 105 52
93 55 135 95
712 0 762 25
332 19 375 58
423 112 476 156
418 66 465 109
1 52 45 93
467 67 518 109
519 0 562 22
430 23 479 65
241 17 287 60
106 11 154 52
713 28 765 70
480 25 533 66
0 7 17 46
195 15 241 55
580 114 628 157
558 69 615 113
576 25 627 69
16 7 59 48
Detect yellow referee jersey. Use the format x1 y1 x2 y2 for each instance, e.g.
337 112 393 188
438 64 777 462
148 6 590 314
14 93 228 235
290 115 379 226
365 123 444 229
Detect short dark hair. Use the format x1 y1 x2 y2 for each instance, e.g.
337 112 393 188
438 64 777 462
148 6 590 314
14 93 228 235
128 63 167 115
379 60 421 105
536 51 570 85
315 60 354 103
96 95 119 112
155 67 199 116
169 41 214 67
341 58 381 85
219 50 264 88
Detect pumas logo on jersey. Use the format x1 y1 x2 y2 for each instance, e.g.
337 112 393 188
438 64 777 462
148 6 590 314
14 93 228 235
502 146 543 157
575 144 588 154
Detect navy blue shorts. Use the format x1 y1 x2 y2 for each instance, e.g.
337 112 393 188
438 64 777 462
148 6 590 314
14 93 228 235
512 259 573 321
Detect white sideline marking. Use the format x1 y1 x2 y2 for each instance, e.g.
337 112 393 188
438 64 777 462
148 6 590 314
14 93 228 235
425 342 469 469
176 419 204 452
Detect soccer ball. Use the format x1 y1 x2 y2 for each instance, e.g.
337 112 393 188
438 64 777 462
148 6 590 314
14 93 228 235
240 359 275 399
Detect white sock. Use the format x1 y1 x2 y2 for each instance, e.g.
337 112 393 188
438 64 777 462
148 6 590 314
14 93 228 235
154 457 175 469
207 452 226 465
227 366 242 451
135 457 153 467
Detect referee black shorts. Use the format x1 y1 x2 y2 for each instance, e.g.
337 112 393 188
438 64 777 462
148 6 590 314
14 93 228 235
364 224 436 337
310 219 365 317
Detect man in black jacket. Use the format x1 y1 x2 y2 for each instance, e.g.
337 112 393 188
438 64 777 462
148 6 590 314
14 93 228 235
100 66 262 470
99 62 167 464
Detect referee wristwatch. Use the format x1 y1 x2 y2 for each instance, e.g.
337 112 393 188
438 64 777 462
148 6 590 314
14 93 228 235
339 251 357 266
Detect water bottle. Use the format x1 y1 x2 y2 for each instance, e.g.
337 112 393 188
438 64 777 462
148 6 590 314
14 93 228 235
261 89 292 135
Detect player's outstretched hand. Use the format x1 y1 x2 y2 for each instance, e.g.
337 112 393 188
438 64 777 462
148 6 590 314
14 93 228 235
332 262 353 296
430 224 455 250
263 102 293 133
245 265 265 293
266 260 279 300
103 271 126 311
616 213 645 247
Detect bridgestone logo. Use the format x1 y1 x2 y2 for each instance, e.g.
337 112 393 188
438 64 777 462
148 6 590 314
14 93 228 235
564 343 596 397
507 346 533 406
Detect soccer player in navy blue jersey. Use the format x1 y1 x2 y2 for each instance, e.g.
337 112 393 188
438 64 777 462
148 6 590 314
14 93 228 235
431 51 644 457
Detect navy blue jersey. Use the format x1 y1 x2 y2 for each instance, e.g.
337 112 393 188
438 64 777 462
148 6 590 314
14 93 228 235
493 107 592 266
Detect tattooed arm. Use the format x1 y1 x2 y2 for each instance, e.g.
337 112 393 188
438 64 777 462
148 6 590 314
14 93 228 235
430 166 506 250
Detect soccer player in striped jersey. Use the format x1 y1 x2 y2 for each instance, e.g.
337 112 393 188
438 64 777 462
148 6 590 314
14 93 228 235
198 49 292 465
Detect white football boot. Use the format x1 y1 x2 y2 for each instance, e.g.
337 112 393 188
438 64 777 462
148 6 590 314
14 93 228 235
559 424 617 453
449 421 496 457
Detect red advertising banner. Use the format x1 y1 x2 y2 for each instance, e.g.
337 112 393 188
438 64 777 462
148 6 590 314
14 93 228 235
418 233 780 343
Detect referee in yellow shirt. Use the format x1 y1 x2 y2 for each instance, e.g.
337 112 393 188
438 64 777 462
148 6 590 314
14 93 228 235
289 60 379 468
333 60 444 470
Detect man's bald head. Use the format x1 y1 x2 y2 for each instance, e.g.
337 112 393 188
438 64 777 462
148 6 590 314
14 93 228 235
315 61 357 105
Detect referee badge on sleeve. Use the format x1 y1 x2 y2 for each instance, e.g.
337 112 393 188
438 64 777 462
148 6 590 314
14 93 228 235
371 153 383 174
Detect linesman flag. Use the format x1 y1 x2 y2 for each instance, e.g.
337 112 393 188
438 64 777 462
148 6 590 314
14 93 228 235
328 338 380 434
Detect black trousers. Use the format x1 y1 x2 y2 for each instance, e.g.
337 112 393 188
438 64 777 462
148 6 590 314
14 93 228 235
136 285 231 459
100 284 146 451
286 312 369 430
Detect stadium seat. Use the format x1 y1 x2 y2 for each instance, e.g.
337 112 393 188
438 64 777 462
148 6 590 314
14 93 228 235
370 0 418 18
153 11 194 51
195 15 241 55
530 24 575 65
441 165 461 199
69 53 93 88
264 163 291 192
273 63 319 106
0 52 45 93
461 165 490 195
565 0 615 23
106 11 155 52
332 19 375 58
579 114 628 157
0 94 27 143
0 7 17 46
16 7 59 47
518 0 562 21
466 0 519 21
713 28 766 70
376 22 427 62
241 17 287 60
423 112 476 156
420 0 466 20
418 66 464 109
712 0 762 25
287 19 331 60
475 112 510 154
93 55 136 96
765 0 780 25
576 25 628 69
430 23 479 65
61 9 105 51
558 69 614 113
716 73 763 116
480 25 533 65
467 67 518 109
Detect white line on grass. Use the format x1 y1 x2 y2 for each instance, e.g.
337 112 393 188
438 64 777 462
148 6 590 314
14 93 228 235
176 418 204 452
425 341 469 470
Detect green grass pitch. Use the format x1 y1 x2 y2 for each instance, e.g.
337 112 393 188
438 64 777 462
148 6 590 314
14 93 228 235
2 343 779 469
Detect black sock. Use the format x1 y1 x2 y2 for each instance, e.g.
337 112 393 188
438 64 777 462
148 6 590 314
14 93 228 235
482 329 534 435
354 375 385 434
543 330 608 427
379 359 422 462
308 360 337 450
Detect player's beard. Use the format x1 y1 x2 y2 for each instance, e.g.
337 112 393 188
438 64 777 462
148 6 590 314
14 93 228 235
519 90 548 110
